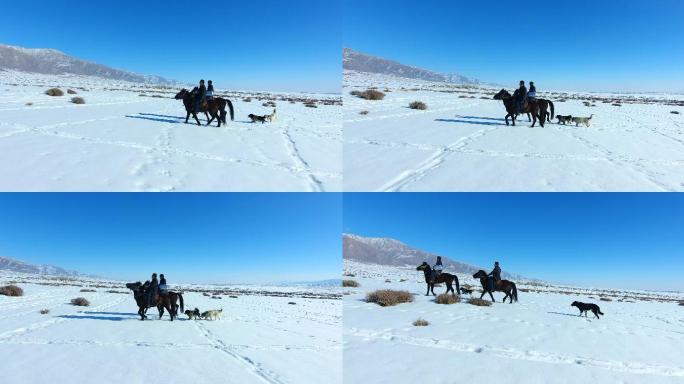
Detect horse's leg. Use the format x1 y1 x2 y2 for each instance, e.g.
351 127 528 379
511 114 516 126
193 113 201 126
185 111 190 124
480 290 486 300
505 114 510 126
488 291 495 302
527 113 531 122
425 284 430 296
158 305 164 319
531 112 537 128
207 114 215 126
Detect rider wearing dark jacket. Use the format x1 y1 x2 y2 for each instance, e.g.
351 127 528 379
489 262 502 282
194 80 207 113
206 81 214 100
159 274 167 286
147 273 159 306
529 82 536 94
513 81 527 112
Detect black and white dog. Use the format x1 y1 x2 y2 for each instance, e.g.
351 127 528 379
571 301 604 319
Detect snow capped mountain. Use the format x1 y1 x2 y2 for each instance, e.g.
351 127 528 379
343 48 482 85
343 234 523 279
0 256 88 277
0 43 180 86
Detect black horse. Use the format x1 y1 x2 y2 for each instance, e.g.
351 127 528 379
494 89 554 128
472 270 518 303
174 88 234 127
416 262 461 296
125 282 184 321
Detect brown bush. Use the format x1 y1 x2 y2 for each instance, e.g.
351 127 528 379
305 103 318 108
671 111 680 115
366 289 414 307
599 297 612 302
45 88 64 96
71 97 85 104
435 293 460 304
25 102 33 106
679 300 684 306
288 302 297 305
467 298 492 307
67 89 77 94
342 280 359 288
0 285 23 296
40 309 50 315
409 101 427 110
70 297 90 306
359 110 369 115
355 90 385 101
243 97 252 102
413 318 429 326
80 288 96 292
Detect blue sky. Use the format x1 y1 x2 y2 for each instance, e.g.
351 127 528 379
0 0 341 93
344 0 684 93
344 193 684 291
0 193 342 284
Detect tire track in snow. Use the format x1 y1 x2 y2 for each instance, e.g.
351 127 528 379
194 320 287 384
346 328 684 378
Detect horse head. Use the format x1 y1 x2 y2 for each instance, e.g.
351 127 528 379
493 89 511 100
416 262 430 271
472 270 487 279
125 282 142 291
174 89 188 100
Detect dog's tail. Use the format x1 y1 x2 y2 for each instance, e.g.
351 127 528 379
598 309 604 315
512 282 518 302
178 293 184 313
589 114 594 120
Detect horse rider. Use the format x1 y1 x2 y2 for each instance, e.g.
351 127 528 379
159 273 168 294
194 79 207 113
206 80 215 101
528 81 537 100
146 273 159 307
489 262 502 282
431 256 444 283
513 81 527 113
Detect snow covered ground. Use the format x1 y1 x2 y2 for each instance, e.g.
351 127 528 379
0 272 341 384
344 71 684 191
0 70 342 191
343 261 684 384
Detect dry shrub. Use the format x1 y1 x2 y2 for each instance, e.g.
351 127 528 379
71 97 85 104
0 285 23 296
342 280 359 288
25 102 33 106
305 103 318 108
359 110 369 115
67 89 77 94
357 90 385 101
409 101 427 110
413 318 429 326
243 97 252 102
80 288 96 292
435 293 460 304
366 289 414 307
343 272 356 277
288 302 297 305
679 300 684 306
71 297 90 306
467 298 492 307
671 111 680 114
385 279 392 283
45 88 64 96
39 308 50 315
519 288 530 293
612 103 622 107
229 295 238 298
599 297 612 302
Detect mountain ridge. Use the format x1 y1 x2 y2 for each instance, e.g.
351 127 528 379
0 256 92 278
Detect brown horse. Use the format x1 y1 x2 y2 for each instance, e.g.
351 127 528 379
472 270 518 303
494 89 554 128
174 88 234 127
416 262 461 296
125 282 184 321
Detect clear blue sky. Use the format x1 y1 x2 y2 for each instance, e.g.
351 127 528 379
0 0 341 93
0 193 341 284
344 193 684 291
344 0 684 93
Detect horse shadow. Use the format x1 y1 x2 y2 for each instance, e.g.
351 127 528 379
435 118 503 126
84 311 139 316
57 314 131 321
124 113 181 124
455 115 505 122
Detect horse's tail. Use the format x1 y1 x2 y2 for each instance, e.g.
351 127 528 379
227 99 235 121
454 275 461 295
178 293 184 313
512 282 518 302
548 100 555 122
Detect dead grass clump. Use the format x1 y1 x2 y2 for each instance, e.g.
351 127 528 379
25 102 33 106
288 302 297 305
359 110 369 115
342 280 359 288
304 102 318 108
67 89 77 94
435 293 460 304
40 308 50 315
671 111 680 115
678 300 684 306
413 318 429 326
467 298 492 307
80 288 96 292
366 289 414 307
519 288 530 293
0 285 23 296
599 297 612 302
409 101 428 110
71 97 85 104
70 297 90 306
612 103 622 107
243 97 252 102
45 88 64 96
358 90 385 101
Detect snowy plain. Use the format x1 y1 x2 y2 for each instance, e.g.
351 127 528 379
344 71 684 191
0 70 342 191
0 271 342 384
343 261 684 384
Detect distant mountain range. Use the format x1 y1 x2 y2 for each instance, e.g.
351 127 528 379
0 43 180 85
343 48 483 85
343 234 524 280
0 256 89 277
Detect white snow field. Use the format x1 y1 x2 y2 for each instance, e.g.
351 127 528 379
0 71 341 191
0 272 341 384
344 71 684 191
343 261 684 384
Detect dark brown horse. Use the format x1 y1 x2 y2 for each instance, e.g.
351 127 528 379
125 282 184 321
416 262 461 296
174 88 235 127
494 89 554 128
472 270 518 303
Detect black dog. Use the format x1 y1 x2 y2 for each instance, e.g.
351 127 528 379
184 307 201 320
248 114 267 124
556 115 573 125
571 301 604 319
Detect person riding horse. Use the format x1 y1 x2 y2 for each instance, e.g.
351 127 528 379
430 256 444 283
194 80 207 113
159 273 168 293
487 262 502 291
513 81 528 113
146 273 159 307
206 80 215 101
528 81 537 100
